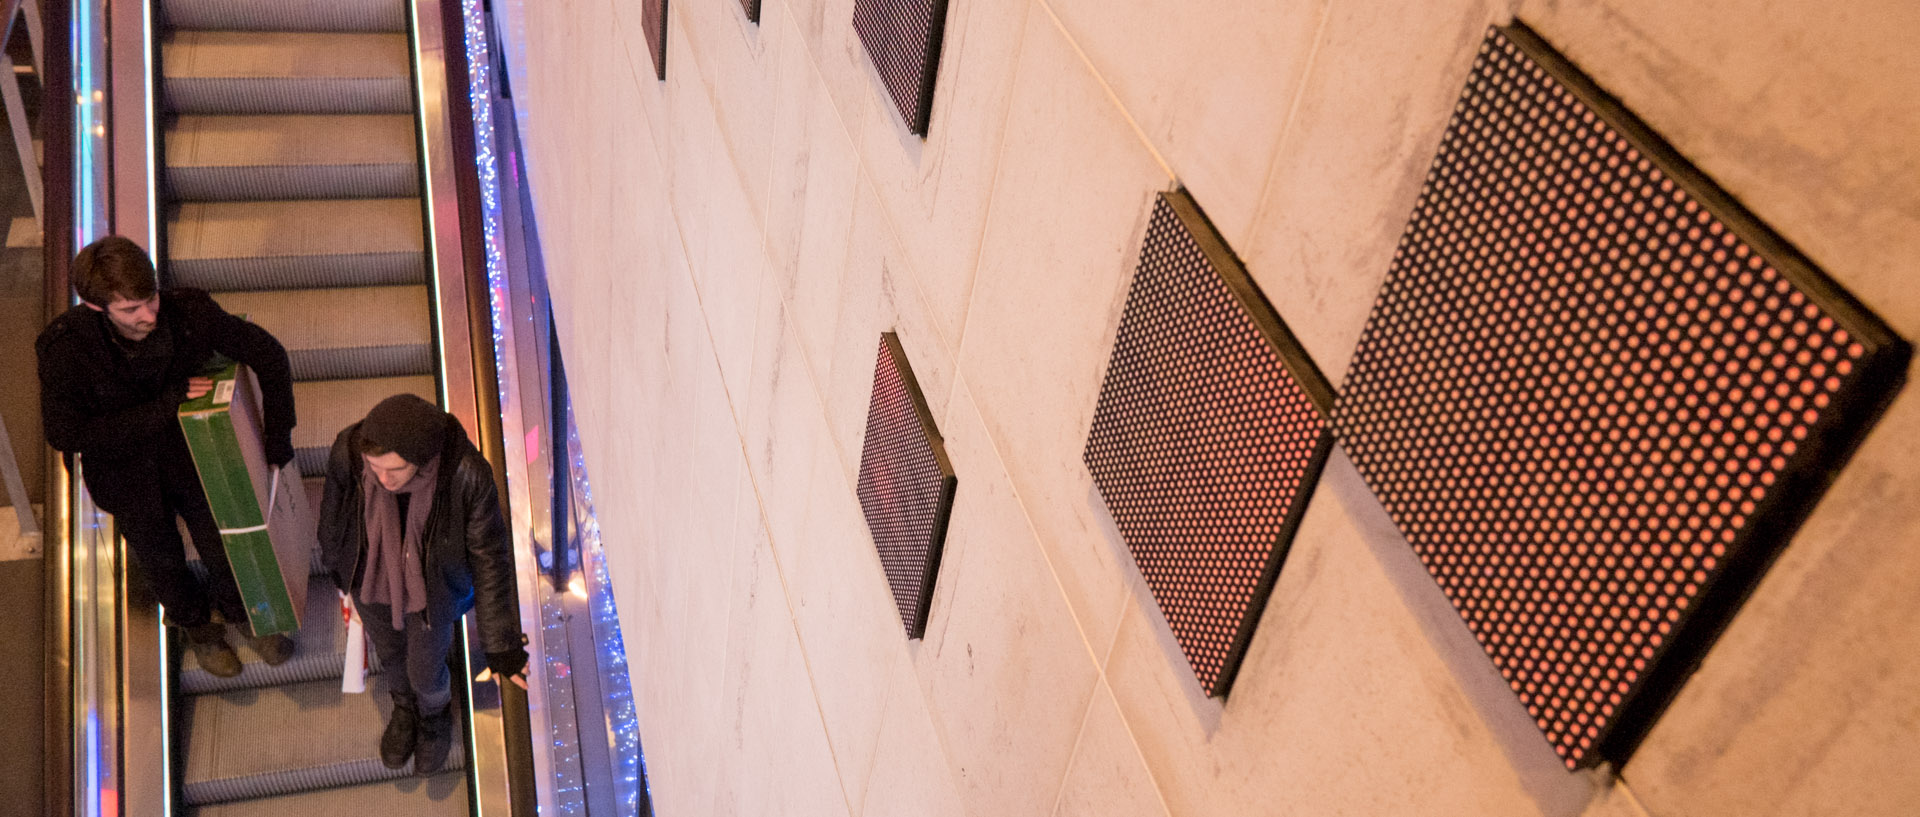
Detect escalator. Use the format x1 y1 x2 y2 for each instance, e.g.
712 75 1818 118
155 0 460 812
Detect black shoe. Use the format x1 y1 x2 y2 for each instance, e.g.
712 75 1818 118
248 632 295 666
380 703 420 770
414 705 454 775
186 623 242 678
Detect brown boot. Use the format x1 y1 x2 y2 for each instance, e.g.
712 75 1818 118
186 622 241 678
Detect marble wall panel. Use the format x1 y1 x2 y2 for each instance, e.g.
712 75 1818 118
673 0 785 230
1240 0 1504 382
765 30 865 372
854 0 1030 348
1040 0 1321 245
1051 681 1170 817
956 9 1172 649
860 651 967 817
911 378 1102 815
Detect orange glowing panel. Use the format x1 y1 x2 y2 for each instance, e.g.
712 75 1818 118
1084 190 1337 699
856 333 958 639
1333 24 1910 768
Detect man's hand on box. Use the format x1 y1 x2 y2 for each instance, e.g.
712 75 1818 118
185 376 214 400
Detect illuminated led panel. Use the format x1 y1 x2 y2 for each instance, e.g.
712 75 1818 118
852 0 950 135
1084 191 1337 698
855 333 959 639
641 0 667 80
1333 24 1911 768
740 0 760 23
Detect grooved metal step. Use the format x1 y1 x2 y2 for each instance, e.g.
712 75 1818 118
160 0 408 33
166 115 418 201
162 31 413 115
181 676 466 806
181 573 383 695
187 773 468 817
212 286 435 380
295 448 330 479
167 198 426 291
290 374 438 452
168 251 427 291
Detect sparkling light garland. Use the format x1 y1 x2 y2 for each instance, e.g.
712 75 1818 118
460 0 649 811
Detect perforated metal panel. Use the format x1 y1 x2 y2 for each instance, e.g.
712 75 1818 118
1333 24 1910 768
1084 191 1337 698
740 0 760 23
856 334 958 639
641 0 667 80
852 0 950 135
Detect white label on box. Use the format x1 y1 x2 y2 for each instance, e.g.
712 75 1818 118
213 379 235 405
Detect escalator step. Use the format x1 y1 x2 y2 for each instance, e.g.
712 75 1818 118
184 752 467 807
168 251 427 291
162 31 412 115
187 772 468 817
213 285 433 363
160 0 407 34
290 375 438 452
166 114 419 201
169 163 419 201
288 344 435 382
168 198 427 291
181 573 384 695
294 448 330 480
181 676 466 806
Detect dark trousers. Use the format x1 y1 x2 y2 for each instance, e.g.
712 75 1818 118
102 431 250 630
358 599 457 714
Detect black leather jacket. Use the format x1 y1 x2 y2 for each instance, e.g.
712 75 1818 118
36 288 295 512
317 413 524 655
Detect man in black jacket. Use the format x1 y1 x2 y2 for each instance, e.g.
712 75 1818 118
36 236 298 677
317 393 528 774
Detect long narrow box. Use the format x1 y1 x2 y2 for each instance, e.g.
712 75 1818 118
179 362 312 636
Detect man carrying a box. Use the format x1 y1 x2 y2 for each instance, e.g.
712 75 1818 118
317 393 528 774
37 236 299 676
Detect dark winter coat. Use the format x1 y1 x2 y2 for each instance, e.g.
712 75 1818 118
316 413 525 656
35 287 295 514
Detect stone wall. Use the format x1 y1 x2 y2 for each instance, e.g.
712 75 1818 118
503 0 1920 813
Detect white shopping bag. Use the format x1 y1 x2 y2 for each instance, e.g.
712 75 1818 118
341 592 368 694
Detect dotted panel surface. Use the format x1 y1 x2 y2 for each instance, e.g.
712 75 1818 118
1084 192 1334 698
855 335 957 638
641 0 667 79
1335 26 1909 768
852 0 949 135
739 0 760 23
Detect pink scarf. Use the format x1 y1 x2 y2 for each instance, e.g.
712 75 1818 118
358 455 440 629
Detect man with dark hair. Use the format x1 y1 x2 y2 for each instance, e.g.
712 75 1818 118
36 235 299 676
317 393 528 774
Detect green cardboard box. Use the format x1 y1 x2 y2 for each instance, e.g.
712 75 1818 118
178 362 313 636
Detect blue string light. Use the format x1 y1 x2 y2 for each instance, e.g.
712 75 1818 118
461 1 649 812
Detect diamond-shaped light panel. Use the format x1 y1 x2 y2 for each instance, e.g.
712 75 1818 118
641 0 667 80
1084 190 1337 699
740 0 760 24
1333 24 1910 769
856 333 958 639
852 0 950 135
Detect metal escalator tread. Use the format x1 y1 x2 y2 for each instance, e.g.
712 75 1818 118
188 773 468 817
162 31 412 115
166 199 426 291
159 0 408 34
213 286 435 381
181 675 466 806
166 115 420 201
180 573 384 695
290 375 439 452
